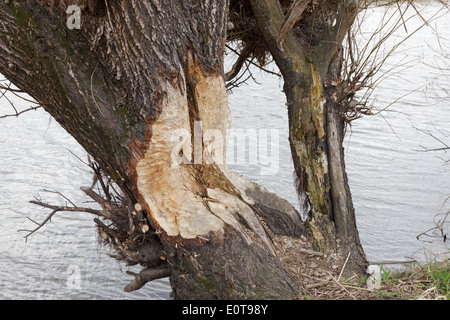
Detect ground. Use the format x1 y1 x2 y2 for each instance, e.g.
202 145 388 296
273 234 449 300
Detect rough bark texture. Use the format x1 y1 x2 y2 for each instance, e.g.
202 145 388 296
249 0 367 272
0 0 303 299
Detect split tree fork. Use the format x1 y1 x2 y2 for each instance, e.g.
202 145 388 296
0 0 366 299
249 0 367 269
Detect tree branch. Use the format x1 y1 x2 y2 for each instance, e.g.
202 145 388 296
124 266 171 292
80 186 113 217
0 105 41 119
226 44 281 78
19 199 106 242
414 127 449 152
225 42 254 81
277 0 309 49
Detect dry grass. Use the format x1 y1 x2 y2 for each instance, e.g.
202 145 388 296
273 235 449 300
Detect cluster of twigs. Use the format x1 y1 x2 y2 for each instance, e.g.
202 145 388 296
225 43 281 91
340 0 449 125
18 157 169 292
225 1 448 127
225 0 287 91
416 199 449 243
0 79 42 119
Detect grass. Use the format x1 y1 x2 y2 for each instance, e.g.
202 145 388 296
427 259 450 298
297 257 450 300
365 258 450 300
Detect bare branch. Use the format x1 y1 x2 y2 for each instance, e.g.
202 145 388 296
225 44 281 78
417 197 450 243
19 199 106 242
90 161 113 202
343 0 448 122
42 189 78 208
0 84 23 93
277 0 309 49
0 105 42 119
80 186 114 218
414 127 449 152
124 266 170 292
225 42 254 82
94 217 122 241
18 207 59 242
0 78 44 119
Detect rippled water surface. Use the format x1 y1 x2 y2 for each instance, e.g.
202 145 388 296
1 3 449 299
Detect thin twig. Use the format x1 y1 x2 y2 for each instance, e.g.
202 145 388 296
19 200 105 242
0 106 42 119
328 272 358 300
225 42 254 81
42 189 77 208
225 44 281 77
338 252 351 282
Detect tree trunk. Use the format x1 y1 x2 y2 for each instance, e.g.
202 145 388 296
250 0 367 272
0 1 303 299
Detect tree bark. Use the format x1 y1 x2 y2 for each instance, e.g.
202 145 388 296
0 1 303 299
250 0 367 272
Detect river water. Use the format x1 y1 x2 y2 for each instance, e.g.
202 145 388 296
1 3 449 299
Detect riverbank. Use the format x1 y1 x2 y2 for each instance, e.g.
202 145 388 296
304 258 450 300
274 233 449 300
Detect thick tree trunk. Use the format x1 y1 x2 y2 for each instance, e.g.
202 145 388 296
250 0 367 272
0 1 302 299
